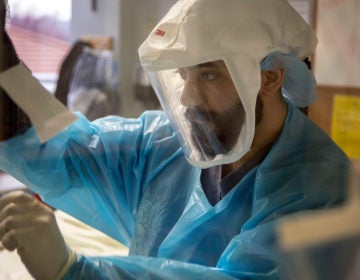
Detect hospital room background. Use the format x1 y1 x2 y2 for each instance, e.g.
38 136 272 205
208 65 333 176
0 0 359 279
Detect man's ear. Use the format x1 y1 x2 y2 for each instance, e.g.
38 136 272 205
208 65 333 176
259 69 285 96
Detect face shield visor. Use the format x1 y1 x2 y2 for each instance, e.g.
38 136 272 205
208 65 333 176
147 59 259 168
139 0 318 168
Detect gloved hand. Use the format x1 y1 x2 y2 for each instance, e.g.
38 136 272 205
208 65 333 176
0 191 76 280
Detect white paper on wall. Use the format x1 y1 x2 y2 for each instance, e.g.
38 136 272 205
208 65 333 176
315 0 360 87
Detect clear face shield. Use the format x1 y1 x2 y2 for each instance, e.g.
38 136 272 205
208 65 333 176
147 59 248 168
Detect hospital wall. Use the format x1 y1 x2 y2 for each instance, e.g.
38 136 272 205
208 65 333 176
309 0 360 174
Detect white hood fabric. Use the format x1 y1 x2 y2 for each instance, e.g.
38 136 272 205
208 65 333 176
138 0 317 168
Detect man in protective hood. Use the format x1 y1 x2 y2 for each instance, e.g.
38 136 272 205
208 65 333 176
0 0 358 279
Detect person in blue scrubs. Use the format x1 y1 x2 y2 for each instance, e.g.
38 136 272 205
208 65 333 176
0 0 358 279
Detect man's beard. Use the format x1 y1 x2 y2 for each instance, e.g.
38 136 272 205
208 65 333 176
255 95 264 126
185 96 264 160
185 101 245 160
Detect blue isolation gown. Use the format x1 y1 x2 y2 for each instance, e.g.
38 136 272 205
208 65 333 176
0 102 352 279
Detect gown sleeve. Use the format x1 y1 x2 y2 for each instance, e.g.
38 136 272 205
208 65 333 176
63 254 239 280
0 110 181 246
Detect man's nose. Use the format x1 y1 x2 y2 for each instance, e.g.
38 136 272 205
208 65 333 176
180 81 203 107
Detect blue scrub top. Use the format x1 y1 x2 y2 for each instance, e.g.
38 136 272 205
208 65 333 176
0 102 352 279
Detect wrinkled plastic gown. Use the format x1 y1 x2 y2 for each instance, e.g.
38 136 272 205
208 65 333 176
0 102 351 279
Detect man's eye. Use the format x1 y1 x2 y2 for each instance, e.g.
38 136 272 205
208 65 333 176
176 69 187 80
200 72 217 81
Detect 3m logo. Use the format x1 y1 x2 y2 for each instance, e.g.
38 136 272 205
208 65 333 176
155 29 166 37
